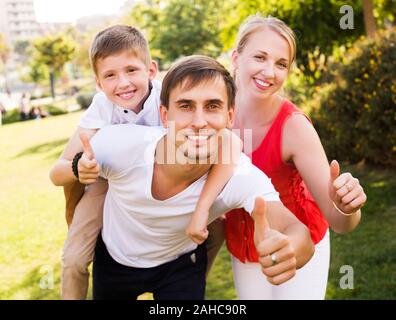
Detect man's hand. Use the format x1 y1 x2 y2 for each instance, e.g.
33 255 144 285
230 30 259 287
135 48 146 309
78 133 100 185
253 197 297 285
329 160 367 214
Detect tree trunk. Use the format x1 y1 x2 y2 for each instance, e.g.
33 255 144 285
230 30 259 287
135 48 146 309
363 0 376 38
49 71 55 99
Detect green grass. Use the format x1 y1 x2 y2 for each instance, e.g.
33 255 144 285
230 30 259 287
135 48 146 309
325 164 396 299
0 112 81 299
0 111 395 299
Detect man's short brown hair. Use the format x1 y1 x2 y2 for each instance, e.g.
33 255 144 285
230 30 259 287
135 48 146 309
90 25 151 75
160 55 236 109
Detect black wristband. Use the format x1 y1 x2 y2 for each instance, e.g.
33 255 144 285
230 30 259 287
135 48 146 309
72 152 84 179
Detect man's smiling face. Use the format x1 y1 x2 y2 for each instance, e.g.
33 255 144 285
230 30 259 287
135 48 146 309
160 76 234 163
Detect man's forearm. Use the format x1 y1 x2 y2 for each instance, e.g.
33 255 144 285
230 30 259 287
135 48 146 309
283 223 315 269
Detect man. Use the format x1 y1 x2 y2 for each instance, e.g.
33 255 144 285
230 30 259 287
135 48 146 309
79 55 314 299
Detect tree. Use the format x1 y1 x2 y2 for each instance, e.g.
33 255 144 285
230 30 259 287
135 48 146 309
363 0 377 37
31 34 76 98
123 0 165 66
72 33 93 78
124 0 227 66
0 33 11 93
220 0 366 69
372 0 395 28
156 0 225 64
13 39 31 63
22 59 49 88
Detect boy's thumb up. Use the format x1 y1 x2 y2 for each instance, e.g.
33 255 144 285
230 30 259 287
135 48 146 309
252 196 270 246
80 132 95 161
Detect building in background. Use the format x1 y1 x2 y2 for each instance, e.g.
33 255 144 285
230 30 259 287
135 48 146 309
0 0 39 45
36 22 72 36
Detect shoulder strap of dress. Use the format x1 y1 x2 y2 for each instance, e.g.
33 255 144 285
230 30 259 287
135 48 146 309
277 99 313 126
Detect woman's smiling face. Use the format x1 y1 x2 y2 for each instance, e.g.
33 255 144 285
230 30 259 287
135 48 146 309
232 27 292 100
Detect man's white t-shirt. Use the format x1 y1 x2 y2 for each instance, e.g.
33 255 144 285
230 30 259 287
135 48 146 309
90 124 280 268
79 79 162 128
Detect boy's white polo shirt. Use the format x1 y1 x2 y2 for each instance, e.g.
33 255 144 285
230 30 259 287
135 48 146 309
90 124 280 268
79 79 162 128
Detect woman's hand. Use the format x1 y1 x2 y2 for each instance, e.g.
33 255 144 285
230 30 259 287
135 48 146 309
329 160 367 214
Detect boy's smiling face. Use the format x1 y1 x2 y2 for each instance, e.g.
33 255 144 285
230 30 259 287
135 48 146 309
95 50 157 111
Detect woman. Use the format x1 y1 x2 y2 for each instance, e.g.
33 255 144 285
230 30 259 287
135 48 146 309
225 15 367 300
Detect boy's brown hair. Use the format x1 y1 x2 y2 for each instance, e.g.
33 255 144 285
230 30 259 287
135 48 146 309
161 55 236 109
90 25 151 75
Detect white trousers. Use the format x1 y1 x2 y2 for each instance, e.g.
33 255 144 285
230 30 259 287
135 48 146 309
231 230 330 300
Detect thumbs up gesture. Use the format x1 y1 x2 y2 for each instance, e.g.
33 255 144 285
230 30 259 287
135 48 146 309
78 133 100 184
329 160 367 215
252 197 297 285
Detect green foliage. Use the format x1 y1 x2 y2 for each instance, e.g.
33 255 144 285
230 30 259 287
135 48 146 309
13 39 31 64
1 109 20 124
45 104 68 116
1 104 67 125
125 0 227 66
76 92 95 109
13 39 30 55
284 47 328 109
22 59 49 85
155 0 224 64
72 32 94 78
28 34 76 97
123 0 164 65
310 27 396 166
373 0 395 27
32 34 76 71
221 0 366 69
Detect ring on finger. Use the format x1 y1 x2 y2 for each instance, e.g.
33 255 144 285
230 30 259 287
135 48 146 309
345 183 352 192
270 253 278 266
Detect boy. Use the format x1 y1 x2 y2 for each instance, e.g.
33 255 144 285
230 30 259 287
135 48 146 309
49 25 240 299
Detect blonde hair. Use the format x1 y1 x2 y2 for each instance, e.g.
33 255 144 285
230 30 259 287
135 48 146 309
90 25 151 75
235 14 296 67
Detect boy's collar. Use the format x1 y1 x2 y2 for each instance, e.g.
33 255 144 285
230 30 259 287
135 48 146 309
141 80 154 110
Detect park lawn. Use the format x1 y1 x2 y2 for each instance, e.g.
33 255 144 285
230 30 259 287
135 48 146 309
0 111 395 299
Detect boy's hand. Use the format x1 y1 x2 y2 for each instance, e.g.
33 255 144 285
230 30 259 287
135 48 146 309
186 210 209 244
253 197 297 285
329 160 367 214
78 133 100 185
